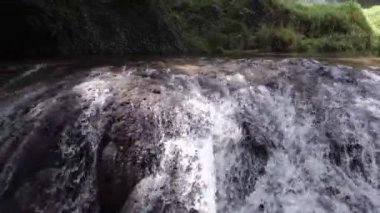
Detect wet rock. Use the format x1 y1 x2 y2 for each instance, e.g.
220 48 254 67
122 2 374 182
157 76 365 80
1 58 380 213
258 203 265 211
98 142 142 213
152 88 161 94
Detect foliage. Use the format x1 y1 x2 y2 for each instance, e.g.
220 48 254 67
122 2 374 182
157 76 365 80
255 25 301 52
362 5 380 55
253 0 374 53
363 5 380 35
165 0 253 53
167 0 377 54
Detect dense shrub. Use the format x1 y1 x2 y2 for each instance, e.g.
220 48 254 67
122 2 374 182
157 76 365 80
166 0 253 53
168 0 377 54
362 5 380 55
254 0 374 52
363 5 380 35
255 26 301 52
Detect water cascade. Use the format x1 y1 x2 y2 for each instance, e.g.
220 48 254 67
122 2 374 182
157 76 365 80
0 58 379 213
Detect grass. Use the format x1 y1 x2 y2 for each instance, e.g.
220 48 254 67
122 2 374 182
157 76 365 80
166 0 378 54
363 5 380 55
363 5 380 35
257 0 374 53
165 0 253 53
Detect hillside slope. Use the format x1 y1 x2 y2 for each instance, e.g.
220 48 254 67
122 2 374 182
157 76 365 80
0 0 378 57
0 0 184 57
167 0 375 54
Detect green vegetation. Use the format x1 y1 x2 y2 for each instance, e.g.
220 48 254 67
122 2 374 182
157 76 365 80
364 5 380 35
260 0 373 52
165 0 253 54
4 0 380 57
166 0 379 55
363 5 380 54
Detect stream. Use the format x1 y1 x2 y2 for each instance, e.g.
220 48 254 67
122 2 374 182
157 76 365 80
0 57 379 213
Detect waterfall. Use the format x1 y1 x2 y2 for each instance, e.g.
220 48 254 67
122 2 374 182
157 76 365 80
0 58 379 213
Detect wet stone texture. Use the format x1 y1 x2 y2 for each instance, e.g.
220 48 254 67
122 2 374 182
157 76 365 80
0 58 379 213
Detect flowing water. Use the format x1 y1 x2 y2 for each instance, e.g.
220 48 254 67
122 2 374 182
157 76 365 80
0 57 379 213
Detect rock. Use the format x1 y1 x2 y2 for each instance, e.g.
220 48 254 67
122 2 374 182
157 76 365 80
1 58 380 213
98 142 139 213
151 88 161 94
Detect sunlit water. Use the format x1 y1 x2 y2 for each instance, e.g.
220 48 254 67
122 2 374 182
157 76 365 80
0 58 379 213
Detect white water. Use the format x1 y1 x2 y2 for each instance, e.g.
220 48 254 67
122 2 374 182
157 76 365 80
119 60 380 212
0 58 379 213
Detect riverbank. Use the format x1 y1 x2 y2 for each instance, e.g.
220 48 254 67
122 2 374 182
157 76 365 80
1 0 379 58
169 0 376 54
